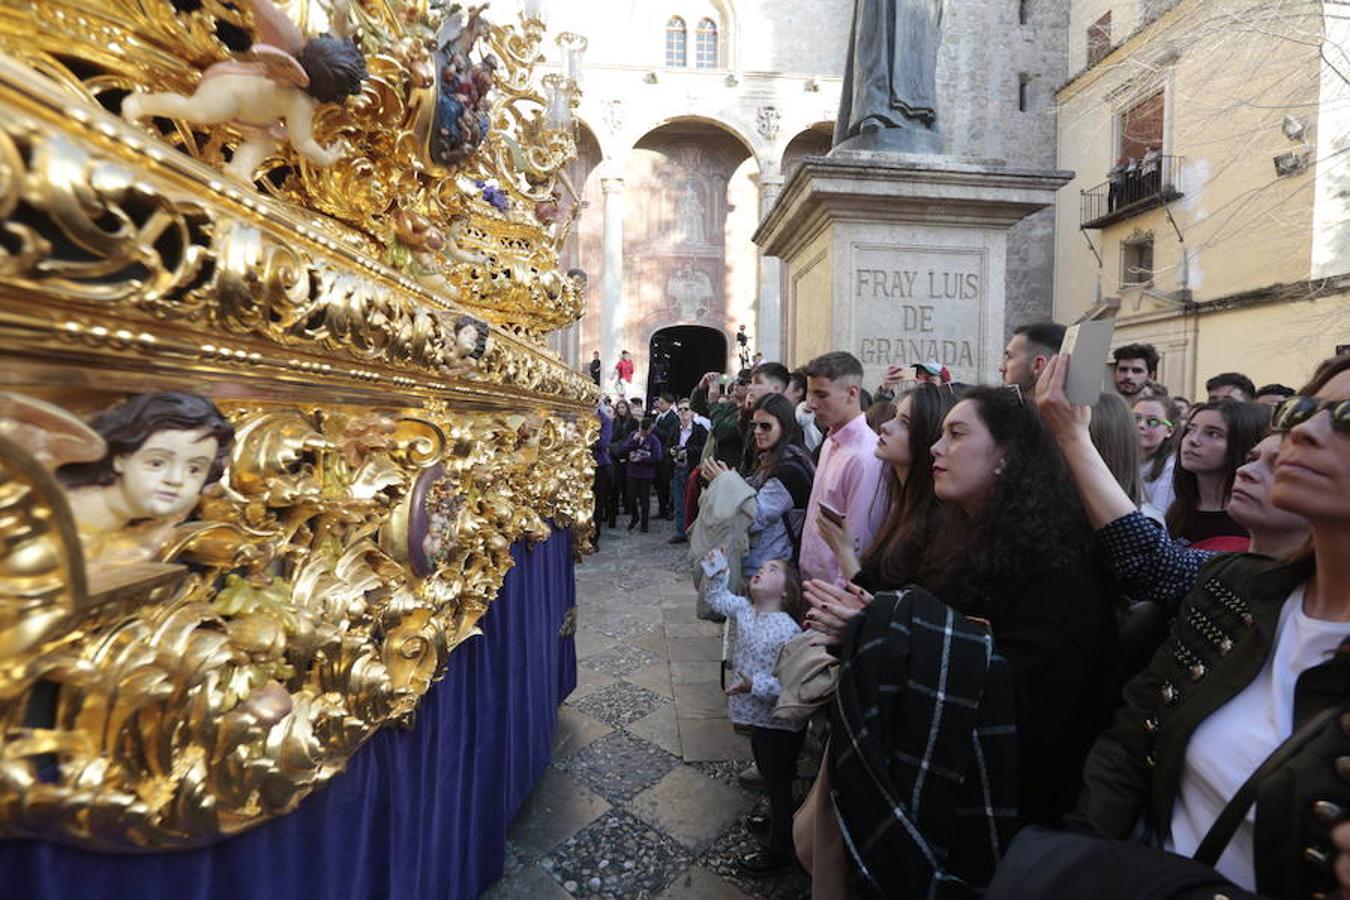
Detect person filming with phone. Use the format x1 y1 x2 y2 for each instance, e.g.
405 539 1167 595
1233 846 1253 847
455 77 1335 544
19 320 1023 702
796 352 887 586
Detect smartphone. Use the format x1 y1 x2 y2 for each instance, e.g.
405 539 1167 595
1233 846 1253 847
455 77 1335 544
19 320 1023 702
819 502 845 526
1060 318 1117 405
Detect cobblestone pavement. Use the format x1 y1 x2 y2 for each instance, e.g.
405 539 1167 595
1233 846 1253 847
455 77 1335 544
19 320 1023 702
484 507 816 900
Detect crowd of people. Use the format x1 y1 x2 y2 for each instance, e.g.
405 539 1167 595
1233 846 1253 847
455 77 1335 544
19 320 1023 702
585 333 1348 899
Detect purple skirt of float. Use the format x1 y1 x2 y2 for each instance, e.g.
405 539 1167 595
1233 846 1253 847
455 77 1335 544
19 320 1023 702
0 526 578 900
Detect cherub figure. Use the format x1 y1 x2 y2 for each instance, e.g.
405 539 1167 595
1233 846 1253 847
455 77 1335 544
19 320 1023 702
122 0 367 183
56 392 235 564
437 314 491 378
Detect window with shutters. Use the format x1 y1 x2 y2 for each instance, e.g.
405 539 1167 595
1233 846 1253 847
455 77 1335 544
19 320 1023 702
1087 11 1112 66
666 17 687 68
695 18 718 69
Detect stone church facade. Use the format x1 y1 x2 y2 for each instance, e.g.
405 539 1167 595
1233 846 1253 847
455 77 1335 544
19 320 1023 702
533 0 1069 394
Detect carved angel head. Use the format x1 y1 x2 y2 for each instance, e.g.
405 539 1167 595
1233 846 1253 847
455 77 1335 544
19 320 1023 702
297 34 367 103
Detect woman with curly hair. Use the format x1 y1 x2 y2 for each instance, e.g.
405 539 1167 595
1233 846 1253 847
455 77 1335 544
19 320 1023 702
917 386 1122 826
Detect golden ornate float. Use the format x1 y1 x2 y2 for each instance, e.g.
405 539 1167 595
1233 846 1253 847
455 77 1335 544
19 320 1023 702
0 0 594 850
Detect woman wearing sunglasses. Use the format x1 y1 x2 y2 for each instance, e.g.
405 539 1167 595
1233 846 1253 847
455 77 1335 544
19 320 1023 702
1045 352 1350 899
702 393 814 581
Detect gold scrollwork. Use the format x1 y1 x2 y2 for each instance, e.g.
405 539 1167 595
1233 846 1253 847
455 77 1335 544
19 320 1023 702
0 397 594 850
0 0 601 853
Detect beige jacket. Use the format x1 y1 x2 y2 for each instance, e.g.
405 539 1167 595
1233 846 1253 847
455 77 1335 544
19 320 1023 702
687 471 756 619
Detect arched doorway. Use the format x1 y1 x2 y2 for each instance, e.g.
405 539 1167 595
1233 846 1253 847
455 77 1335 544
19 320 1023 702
647 325 728 400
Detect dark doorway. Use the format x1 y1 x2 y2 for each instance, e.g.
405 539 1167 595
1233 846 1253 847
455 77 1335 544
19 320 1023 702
647 325 728 400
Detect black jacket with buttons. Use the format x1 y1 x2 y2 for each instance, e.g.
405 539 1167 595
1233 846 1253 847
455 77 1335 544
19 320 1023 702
1070 552 1349 899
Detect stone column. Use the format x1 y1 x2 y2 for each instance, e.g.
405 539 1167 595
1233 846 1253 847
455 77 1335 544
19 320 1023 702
600 177 625 383
756 174 785 362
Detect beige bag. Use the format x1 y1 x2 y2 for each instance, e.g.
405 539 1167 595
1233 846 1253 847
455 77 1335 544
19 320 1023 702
793 746 853 899
772 632 839 720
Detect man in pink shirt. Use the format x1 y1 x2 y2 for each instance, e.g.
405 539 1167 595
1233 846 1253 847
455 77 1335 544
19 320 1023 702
798 352 887 585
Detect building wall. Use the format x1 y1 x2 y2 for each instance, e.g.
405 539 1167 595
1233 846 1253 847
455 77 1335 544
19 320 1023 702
1192 294 1350 395
1053 0 1340 396
526 0 1069 379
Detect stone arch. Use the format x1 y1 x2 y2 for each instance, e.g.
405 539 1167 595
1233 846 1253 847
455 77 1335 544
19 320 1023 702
781 122 834 179
647 324 729 399
618 119 757 390
639 114 761 166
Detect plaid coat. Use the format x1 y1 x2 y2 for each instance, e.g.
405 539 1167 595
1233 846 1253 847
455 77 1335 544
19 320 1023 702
830 588 1020 900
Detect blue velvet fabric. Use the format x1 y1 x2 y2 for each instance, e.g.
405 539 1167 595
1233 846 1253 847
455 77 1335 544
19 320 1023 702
0 527 577 900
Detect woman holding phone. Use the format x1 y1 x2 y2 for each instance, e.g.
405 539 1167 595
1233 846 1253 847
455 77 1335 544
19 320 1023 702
808 386 1121 828
811 382 957 593
702 393 814 580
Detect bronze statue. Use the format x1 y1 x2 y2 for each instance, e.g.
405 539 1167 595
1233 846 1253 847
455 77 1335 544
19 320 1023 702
833 0 944 155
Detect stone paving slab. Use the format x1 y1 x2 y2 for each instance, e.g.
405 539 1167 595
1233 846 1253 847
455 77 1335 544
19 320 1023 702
557 731 682 804
631 629 669 655
628 765 752 852
573 629 619 660
583 644 660 678
655 865 756 900
569 664 618 701
672 679 732 719
664 621 724 639
624 660 674 699
550 706 613 762
661 606 702 625
676 717 753 763
572 681 667 728
506 767 611 859
666 636 725 662
669 660 723 685
539 809 692 899
625 703 682 758
483 862 576 900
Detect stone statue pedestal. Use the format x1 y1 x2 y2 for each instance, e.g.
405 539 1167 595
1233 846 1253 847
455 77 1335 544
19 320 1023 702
753 152 1072 384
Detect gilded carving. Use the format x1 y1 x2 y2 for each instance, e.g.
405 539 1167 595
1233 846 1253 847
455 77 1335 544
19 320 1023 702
0 392 595 849
0 0 600 854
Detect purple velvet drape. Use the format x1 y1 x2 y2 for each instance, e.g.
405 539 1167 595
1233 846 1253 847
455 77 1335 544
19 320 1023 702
0 526 577 900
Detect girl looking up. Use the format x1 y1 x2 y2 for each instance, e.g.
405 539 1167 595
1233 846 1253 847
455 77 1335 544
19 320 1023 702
702 549 805 876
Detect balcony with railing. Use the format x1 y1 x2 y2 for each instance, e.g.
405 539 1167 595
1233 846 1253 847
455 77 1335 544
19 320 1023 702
1080 154 1183 229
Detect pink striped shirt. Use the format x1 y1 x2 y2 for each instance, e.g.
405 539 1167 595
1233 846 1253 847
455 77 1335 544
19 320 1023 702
798 413 886 585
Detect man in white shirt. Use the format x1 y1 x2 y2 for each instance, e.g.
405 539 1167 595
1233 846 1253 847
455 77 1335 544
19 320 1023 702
798 352 886 585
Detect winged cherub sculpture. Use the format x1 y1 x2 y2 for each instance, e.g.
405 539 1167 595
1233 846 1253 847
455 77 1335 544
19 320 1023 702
122 0 368 183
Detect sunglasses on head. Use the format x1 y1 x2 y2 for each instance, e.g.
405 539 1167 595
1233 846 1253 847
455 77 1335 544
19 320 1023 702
1134 414 1173 428
1272 395 1350 433
753 421 775 432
